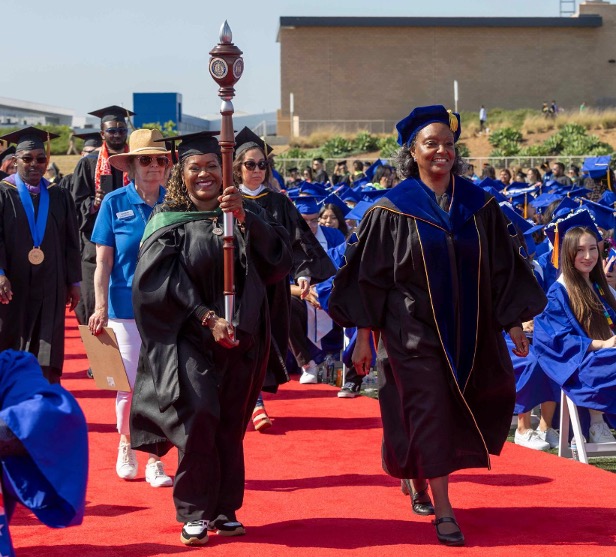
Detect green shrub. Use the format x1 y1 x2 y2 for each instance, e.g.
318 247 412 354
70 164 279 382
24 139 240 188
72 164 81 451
488 127 523 148
378 135 399 158
456 142 470 158
322 136 353 157
352 131 379 152
489 139 521 157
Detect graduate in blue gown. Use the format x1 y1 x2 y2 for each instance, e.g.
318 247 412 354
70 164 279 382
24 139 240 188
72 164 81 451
0 350 88 556
534 211 616 442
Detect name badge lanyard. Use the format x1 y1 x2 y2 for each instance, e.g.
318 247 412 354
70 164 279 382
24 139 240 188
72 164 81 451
15 173 49 265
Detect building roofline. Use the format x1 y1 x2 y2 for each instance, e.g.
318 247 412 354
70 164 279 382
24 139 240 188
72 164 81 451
0 96 75 117
278 15 602 33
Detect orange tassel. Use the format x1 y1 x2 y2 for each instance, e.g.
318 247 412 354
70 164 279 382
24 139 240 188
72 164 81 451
552 227 560 269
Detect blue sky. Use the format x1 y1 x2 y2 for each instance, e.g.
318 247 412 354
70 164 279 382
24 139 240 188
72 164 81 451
3 0 561 118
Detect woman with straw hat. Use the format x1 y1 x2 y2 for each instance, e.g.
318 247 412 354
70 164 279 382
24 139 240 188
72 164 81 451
87 128 173 488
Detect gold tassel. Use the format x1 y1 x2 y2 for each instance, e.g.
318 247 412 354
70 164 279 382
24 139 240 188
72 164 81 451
524 193 528 219
552 227 560 269
608 167 613 192
447 110 459 134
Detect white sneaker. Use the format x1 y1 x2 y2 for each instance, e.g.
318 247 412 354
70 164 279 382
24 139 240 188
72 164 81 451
299 360 318 384
181 520 209 545
145 460 173 487
589 422 616 444
514 429 550 451
116 441 138 480
536 427 560 449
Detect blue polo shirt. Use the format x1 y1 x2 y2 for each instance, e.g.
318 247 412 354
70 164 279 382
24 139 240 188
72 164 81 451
91 182 165 319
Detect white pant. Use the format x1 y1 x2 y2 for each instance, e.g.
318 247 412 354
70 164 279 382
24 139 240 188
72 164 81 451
107 318 140 436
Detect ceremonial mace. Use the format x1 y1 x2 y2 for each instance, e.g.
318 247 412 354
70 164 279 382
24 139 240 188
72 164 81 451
209 21 244 332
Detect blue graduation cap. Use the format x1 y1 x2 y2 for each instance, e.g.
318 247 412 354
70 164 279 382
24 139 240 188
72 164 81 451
364 159 384 182
361 189 387 202
339 188 361 204
300 183 327 199
599 190 616 208
564 186 590 199
530 193 563 211
480 181 508 203
294 196 320 215
579 198 616 231
346 200 376 221
545 208 602 269
396 105 461 146
286 188 300 199
523 223 546 257
582 155 611 179
320 192 351 217
499 202 534 233
353 176 370 187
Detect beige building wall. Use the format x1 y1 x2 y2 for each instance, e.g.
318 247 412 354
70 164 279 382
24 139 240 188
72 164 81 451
279 2 616 135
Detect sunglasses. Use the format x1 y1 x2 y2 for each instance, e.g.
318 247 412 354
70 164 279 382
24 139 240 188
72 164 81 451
18 156 48 165
104 127 128 135
243 160 268 171
136 155 169 168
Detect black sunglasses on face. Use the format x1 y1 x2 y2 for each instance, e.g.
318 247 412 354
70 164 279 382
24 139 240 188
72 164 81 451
18 156 48 165
104 128 128 135
137 155 169 168
243 160 268 171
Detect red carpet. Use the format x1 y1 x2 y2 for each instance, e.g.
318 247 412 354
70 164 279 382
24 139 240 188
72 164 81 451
11 314 616 556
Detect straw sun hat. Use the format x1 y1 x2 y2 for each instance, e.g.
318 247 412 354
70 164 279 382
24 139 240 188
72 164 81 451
108 129 170 173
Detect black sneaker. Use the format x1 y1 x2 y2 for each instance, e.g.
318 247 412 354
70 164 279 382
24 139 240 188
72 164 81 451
338 382 361 398
208 514 246 537
180 520 209 545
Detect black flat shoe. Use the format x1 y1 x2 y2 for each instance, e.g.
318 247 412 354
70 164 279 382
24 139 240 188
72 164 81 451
433 516 465 546
401 479 435 516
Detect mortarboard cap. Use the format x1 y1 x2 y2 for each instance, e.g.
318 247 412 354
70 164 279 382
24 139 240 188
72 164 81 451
156 131 220 164
286 188 300 199
88 105 134 124
0 126 59 152
300 182 327 197
361 189 387 202
482 185 508 203
364 159 383 182
288 166 298 173
599 190 616 208
582 155 611 179
73 132 103 149
346 200 376 221
579 198 616 231
336 160 347 166
396 104 461 146
295 195 320 215
338 187 361 204
499 202 534 234
545 208 602 269
320 192 351 217
522 223 545 257
530 192 563 210
234 127 273 158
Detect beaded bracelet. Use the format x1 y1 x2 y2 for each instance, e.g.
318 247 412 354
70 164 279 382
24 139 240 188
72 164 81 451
201 310 217 328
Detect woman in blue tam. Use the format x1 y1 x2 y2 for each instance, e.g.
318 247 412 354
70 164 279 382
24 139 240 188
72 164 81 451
534 211 616 447
329 105 547 546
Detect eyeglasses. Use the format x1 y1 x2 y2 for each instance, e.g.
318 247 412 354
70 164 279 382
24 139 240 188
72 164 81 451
104 127 128 135
243 160 268 171
18 156 48 165
136 155 169 167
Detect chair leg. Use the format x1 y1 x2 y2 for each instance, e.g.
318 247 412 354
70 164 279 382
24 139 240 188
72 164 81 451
566 394 589 464
558 390 570 458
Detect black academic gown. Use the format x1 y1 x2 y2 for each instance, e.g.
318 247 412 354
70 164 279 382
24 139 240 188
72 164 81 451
130 201 292 521
241 189 336 390
70 153 125 324
0 178 81 374
329 175 547 479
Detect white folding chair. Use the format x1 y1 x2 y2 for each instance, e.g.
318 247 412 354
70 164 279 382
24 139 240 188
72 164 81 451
558 390 616 463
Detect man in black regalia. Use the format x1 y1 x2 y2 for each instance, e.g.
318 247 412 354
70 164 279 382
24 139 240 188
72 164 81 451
0 127 81 384
70 105 134 324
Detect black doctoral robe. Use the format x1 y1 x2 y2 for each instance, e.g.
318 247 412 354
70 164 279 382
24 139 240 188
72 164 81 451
130 201 292 521
0 178 81 374
329 175 547 479
241 189 336 390
70 152 125 324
